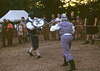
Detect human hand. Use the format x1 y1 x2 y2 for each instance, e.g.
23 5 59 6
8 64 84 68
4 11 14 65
84 24 86 27
94 24 96 27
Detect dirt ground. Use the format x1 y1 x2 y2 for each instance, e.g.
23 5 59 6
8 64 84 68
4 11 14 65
0 36 100 71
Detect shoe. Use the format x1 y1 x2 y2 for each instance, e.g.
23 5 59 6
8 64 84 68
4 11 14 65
61 62 68 66
91 39 94 45
2 45 6 47
61 58 68 66
84 40 89 44
37 56 41 59
66 60 76 71
28 51 33 56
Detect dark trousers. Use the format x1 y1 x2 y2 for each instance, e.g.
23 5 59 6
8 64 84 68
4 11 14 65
51 31 56 40
43 25 49 40
23 36 28 42
0 32 1 40
29 35 39 50
43 32 49 40
18 35 23 43
2 29 7 46
7 29 13 46
57 30 60 40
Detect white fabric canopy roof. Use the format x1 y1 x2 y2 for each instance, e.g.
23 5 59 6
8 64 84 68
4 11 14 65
0 10 28 22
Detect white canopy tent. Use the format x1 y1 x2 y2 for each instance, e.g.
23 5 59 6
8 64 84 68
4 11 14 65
0 10 28 22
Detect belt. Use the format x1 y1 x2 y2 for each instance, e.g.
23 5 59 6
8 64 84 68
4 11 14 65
60 33 72 36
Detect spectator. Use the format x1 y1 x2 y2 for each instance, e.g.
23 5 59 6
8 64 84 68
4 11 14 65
50 14 56 40
57 14 61 19
13 23 18 38
17 22 24 43
55 14 61 22
21 17 27 42
51 14 55 21
75 15 82 40
55 15 61 40
0 23 2 40
42 15 50 40
84 5 98 44
6 20 14 47
69 13 76 40
14 24 17 29
2 19 8 47
69 13 76 23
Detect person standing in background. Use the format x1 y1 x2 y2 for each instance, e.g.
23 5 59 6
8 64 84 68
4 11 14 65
84 5 98 44
21 17 27 42
69 13 76 23
51 14 55 21
69 13 76 40
14 23 18 38
55 17 61 40
17 22 24 44
42 15 50 41
6 20 14 47
0 23 2 41
76 15 82 40
50 14 56 40
56 14 61 19
2 19 8 47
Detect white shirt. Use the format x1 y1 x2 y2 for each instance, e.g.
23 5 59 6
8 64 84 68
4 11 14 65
0 24 2 32
72 26 75 34
18 25 23 32
55 18 61 22
18 25 23 36
26 17 35 30
14 24 17 29
26 22 35 30
50 24 60 31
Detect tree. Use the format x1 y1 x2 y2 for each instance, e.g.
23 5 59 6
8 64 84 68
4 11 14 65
0 0 99 19
39 0 63 18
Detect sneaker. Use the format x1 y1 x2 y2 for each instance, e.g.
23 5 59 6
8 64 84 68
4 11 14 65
84 40 89 44
91 39 94 45
28 51 33 56
61 63 68 66
37 56 41 59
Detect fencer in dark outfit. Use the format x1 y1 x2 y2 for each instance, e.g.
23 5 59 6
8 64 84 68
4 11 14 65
50 14 76 71
26 12 41 59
